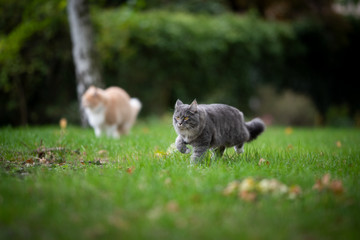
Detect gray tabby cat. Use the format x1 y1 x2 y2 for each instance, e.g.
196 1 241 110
173 99 265 163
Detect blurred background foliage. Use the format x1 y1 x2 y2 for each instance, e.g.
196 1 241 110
0 0 359 126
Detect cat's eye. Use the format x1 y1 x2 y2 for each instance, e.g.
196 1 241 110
175 117 180 120
184 117 189 121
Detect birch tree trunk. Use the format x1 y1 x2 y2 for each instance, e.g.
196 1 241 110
67 0 103 127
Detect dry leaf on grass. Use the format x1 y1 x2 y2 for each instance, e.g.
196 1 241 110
224 177 302 201
258 179 288 195
59 118 67 129
25 158 34 164
223 181 240 196
126 166 135 174
330 180 344 195
313 173 331 191
285 127 293 135
154 150 167 158
313 173 345 195
239 191 257 202
239 177 256 192
288 185 302 199
258 158 270 166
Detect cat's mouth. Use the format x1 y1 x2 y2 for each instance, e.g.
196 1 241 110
177 124 191 131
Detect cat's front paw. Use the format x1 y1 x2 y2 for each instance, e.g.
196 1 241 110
178 146 191 154
175 136 191 154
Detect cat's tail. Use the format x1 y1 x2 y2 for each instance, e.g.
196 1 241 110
245 118 265 142
130 98 142 117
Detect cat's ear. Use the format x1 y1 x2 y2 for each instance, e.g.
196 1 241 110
175 99 183 108
190 99 198 112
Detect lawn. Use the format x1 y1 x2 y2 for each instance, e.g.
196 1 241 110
0 118 360 240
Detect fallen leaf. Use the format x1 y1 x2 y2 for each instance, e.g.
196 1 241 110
25 158 34 164
313 173 345 196
126 166 135 174
223 181 240 196
154 150 167 158
288 185 302 199
313 173 331 191
321 173 331 186
239 178 256 192
258 179 287 195
258 158 270 166
312 179 324 191
39 158 48 164
336 141 342 148
59 118 67 129
225 177 303 201
239 191 257 202
330 180 344 195
24 158 35 167
258 179 272 193
285 127 293 135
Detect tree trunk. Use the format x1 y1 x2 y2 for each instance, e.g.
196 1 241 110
67 0 103 127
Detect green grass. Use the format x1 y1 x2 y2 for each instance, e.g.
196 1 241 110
1 118 360 240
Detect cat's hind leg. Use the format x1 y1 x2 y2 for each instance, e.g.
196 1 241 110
119 122 133 135
211 146 225 159
234 143 244 154
106 125 120 138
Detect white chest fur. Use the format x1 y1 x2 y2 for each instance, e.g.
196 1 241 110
176 128 194 143
85 105 105 127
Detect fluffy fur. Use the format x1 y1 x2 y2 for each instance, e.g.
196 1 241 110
173 99 265 163
82 86 141 138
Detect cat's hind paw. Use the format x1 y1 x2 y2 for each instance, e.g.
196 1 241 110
234 145 244 154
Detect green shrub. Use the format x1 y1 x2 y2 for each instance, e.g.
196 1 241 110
95 8 294 114
0 0 76 125
1 3 359 126
255 86 319 126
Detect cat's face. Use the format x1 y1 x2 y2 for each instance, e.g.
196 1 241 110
82 86 103 109
173 100 199 131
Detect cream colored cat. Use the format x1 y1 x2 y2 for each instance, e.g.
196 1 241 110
81 86 142 138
